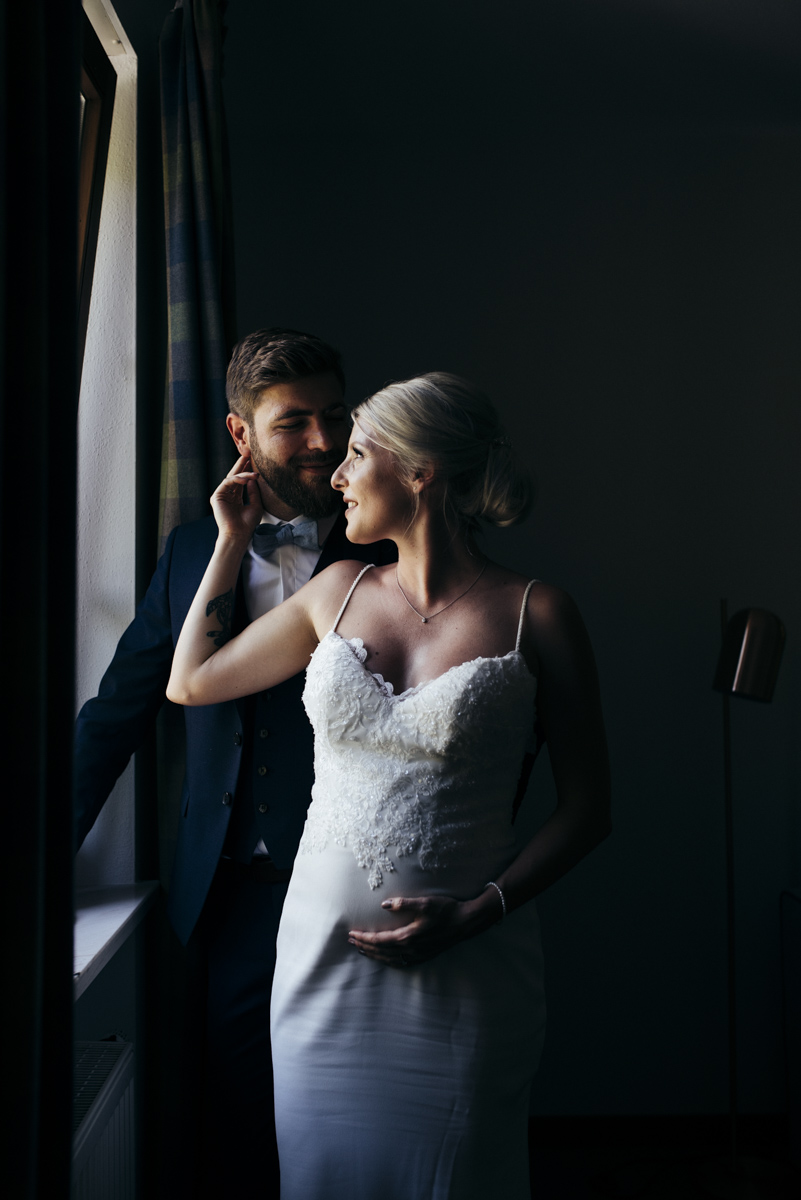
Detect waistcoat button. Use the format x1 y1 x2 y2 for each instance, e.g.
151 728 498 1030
258 803 269 814
257 766 267 776
233 731 242 746
222 792 232 806
259 728 269 739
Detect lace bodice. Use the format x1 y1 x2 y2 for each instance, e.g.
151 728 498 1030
301 601 538 889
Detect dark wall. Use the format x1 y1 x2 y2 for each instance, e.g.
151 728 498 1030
223 0 801 1113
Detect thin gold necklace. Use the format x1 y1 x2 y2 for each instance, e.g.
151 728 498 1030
396 560 488 624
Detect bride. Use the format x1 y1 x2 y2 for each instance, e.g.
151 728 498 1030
168 371 610 1199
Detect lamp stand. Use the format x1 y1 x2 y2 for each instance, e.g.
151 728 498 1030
691 600 792 1199
593 599 796 1199
721 597 738 1177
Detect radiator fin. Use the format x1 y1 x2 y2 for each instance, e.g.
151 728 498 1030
73 1041 135 1199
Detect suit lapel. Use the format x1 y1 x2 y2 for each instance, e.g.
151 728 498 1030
233 569 250 725
313 510 351 577
233 570 249 635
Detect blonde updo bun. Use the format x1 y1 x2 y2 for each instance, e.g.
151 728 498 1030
352 372 532 530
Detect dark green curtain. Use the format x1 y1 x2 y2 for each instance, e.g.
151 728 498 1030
158 0 237 551
1 1 81 1196
153 5 237 1193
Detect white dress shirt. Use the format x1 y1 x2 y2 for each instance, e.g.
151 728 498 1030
242 511 338 621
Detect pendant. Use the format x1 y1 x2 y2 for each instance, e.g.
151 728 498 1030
421 617 428 624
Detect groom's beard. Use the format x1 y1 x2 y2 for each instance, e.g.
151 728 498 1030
248 440 342 520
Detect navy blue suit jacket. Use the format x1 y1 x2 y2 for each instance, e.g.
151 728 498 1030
74 511 395 945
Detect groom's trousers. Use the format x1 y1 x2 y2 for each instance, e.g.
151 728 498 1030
195 861 291 1200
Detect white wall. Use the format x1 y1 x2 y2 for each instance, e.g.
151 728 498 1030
75 5 138 889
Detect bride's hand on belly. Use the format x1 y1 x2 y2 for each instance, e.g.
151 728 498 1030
347 889 500 968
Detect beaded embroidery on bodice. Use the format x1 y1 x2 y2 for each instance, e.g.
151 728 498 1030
301 629 537 889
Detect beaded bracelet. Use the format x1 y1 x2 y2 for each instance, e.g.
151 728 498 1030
485 880 507 920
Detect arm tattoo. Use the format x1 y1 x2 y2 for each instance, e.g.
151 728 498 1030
205 589 234 649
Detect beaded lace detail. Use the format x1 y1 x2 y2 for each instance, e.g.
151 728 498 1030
301 631 537 889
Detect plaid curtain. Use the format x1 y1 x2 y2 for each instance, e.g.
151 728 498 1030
159 0 236 550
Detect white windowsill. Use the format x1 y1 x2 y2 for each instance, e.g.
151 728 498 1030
74 882 159 1000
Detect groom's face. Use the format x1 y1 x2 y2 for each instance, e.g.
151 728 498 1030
227 371 350 521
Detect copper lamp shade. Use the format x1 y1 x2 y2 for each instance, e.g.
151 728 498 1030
713 608 786 703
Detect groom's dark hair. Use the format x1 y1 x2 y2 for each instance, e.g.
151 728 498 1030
227 327 346 425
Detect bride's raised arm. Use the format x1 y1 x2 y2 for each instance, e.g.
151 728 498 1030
167 455 351 706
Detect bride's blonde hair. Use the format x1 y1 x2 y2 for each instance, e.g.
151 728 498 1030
351 372 532 531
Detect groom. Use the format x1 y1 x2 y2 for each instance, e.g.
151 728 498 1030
73 327 396 1197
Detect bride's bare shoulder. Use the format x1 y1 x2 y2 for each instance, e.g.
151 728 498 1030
484 565 586 647
315 559 378 586
484 565 563 607
521 580 595 670
305 559 384 622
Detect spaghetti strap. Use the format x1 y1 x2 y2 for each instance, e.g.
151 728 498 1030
331 564 375 633
515 580 538 652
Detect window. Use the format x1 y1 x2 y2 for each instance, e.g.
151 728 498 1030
75 0 138 889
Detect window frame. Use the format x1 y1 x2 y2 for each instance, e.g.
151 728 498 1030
78 9 116 371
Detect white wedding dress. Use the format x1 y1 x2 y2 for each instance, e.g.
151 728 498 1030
271 568 546 1199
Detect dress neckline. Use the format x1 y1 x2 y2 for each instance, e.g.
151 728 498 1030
323 629 536 702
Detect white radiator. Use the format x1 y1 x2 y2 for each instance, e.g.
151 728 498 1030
72 1041 135 1199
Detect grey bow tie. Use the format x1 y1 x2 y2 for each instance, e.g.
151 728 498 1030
251 520 319 559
